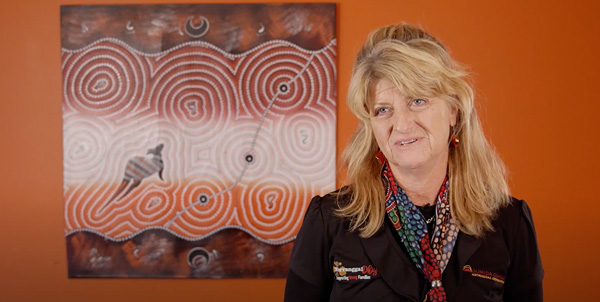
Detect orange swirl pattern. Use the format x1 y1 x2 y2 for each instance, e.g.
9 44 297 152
62 39 336 244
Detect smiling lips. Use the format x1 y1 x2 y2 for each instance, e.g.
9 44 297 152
397 138 418 146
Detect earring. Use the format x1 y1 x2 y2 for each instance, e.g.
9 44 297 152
450 133 459 146
375 150 385 164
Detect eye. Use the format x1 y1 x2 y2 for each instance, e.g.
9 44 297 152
411 98 427 106
373 107 390 116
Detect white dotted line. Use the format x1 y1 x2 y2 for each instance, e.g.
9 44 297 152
65 226 296 245
63 37 337 58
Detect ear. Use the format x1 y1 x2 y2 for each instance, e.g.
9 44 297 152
449 105 458 127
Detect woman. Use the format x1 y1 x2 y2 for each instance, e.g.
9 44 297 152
284 23 543 302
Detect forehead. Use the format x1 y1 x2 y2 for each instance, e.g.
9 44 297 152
371 79 407 102
374 79 399 94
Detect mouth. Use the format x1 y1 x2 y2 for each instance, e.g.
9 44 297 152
396 138 418 146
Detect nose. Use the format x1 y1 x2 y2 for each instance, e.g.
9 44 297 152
392 107 414 133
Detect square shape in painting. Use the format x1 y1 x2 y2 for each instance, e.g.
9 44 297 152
61 3 336 278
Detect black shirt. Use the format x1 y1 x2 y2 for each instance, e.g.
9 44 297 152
284 192 544 302
416 203 436 236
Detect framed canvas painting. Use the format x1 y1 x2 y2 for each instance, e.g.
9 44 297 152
61 3 336 278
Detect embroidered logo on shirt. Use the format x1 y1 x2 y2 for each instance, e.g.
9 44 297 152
462 265 505 284
333 261 378 281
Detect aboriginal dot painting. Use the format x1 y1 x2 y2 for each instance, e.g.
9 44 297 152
61 4 336 278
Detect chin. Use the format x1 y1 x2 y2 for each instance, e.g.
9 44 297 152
389 157 426 171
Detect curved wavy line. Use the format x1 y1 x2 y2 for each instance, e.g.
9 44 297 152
62 37 337 58
65 225 296 245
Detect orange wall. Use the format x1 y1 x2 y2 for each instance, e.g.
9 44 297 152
1 0 599 301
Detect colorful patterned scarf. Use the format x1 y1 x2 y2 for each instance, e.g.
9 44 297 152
379 154 459 302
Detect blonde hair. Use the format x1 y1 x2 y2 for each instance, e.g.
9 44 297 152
338 23 510 238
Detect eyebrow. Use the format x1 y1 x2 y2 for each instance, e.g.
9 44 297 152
372 95 413 104
372 99 390 104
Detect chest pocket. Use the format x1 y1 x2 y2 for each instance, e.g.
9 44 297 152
456 235 510 301
330 258 394 302
332 259 379 283
460 264 506 300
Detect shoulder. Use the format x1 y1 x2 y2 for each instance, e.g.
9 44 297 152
296 188 355 245
492 197 540 251
305 188 350 220
288 189 351 287
495 198 544 297
494 197 536 229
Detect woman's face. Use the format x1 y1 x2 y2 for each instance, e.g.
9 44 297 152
370 79 457 176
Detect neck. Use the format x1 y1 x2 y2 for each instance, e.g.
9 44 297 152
388 158 448 207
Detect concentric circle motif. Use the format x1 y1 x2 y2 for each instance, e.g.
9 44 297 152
63 41 146 117
63 39 336 242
